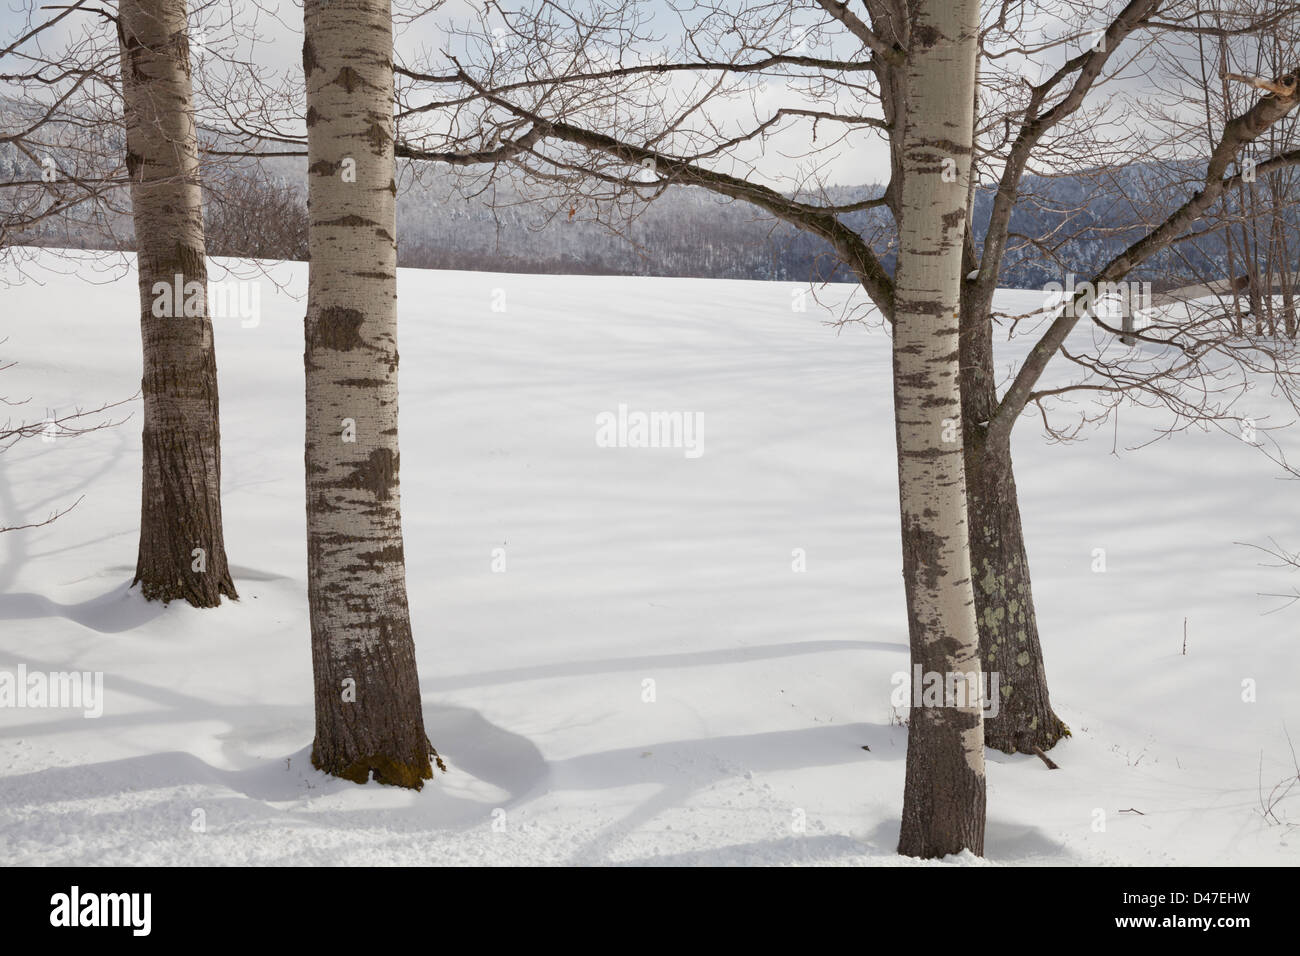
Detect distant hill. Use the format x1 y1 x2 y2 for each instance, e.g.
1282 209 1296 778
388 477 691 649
0 98 1262 290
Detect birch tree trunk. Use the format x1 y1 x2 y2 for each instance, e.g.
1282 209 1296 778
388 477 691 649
118 0 237 607
893 0 986 859
303 0 436 788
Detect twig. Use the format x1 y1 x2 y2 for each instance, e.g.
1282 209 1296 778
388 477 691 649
0 494 83 533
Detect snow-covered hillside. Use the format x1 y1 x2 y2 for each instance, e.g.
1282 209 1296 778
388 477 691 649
0 250 1296 865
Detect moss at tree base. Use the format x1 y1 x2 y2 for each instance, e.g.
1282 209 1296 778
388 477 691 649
986 715 1072 755
311 738 447 790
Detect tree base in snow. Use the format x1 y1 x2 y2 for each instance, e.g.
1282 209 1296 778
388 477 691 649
312 736 445 790
985 713 1071 756
132 569 238 609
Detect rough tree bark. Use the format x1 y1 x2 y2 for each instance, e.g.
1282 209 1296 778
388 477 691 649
958 299 1070 755
118 0 237 607
302 0 437 788
894 0 986 859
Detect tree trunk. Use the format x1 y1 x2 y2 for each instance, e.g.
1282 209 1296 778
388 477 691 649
893 0 986 859
1269 206 1296 338
1278 228 1296 339
303 0 436 788
958 297 1070 755
118 0 237 607
1245 189 1266 335
1226 231 1244 335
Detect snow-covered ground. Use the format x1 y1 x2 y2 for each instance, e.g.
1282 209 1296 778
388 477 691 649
1 249 1296 865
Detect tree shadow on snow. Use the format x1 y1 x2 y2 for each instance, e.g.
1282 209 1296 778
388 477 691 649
0 649 548 856
0 580 168 633
421 639 901 693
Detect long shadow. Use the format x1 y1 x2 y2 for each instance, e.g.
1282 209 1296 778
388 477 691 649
0 651 1076 864
982 818 1073 862
0 701 548 837
549 722 892 864
422 639 902 692
550 723 1079 865
2 626 1045 864
0 644 547 815
552 723 897 786
612 833 873 866
858 798 1077 864
0 581 167 633
0 649 229 739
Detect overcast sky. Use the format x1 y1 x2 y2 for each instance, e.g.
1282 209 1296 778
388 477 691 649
0 1 1186 189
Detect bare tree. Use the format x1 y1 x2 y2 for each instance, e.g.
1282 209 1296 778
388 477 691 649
19 0 1300 838
398 0 990 853
890 0 987 858
376 0 1300 842
936 0 1300 755
302 0 440 788
158 0 1300 797
118 0 237 606
204 168 308 261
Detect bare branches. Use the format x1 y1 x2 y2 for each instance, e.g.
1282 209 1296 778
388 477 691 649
475 104 896 312
1256 726 1300 824
0 0 129 262
0 392 133 454
11 0 1300 481
0 495 84 533
813 0 903 65
396 125 544 165
1144 3 1300 39
0 353 132 535
393 2 899 312
1239 538 1300 612
968 0 1162 301
987 61 1300 452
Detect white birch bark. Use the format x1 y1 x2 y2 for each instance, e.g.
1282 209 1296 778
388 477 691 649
892 0 986 858
303 0 436 787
